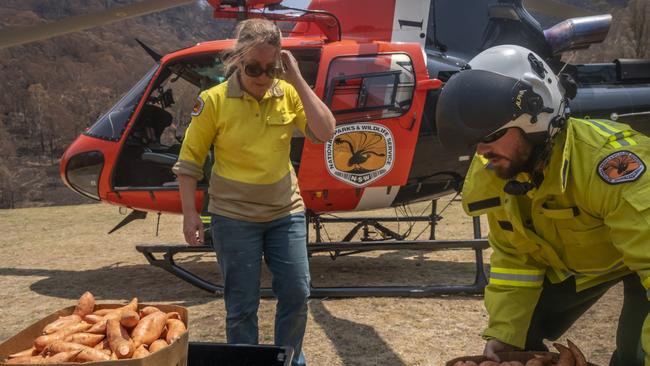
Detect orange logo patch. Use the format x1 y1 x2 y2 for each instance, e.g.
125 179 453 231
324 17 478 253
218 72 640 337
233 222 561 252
191 96 204 117
597 151 645 184
325 123 394 187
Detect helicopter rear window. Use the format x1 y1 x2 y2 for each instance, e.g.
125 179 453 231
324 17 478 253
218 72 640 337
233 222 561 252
84 66 158 141
325 54 415 121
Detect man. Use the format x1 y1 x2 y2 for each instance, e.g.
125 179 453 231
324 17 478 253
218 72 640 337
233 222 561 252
435 44 650 366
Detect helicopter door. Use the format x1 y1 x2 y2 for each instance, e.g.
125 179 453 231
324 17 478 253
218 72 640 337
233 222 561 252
298 42 433 212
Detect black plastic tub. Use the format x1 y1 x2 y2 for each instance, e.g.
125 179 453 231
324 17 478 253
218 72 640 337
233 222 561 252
188 342 294 366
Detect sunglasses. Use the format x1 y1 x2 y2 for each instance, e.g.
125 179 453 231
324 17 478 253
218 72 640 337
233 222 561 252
243 62 283 78
480 128 508 144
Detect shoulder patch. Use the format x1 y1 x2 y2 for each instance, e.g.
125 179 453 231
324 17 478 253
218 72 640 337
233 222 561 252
597 150 645 184
191 95 205 117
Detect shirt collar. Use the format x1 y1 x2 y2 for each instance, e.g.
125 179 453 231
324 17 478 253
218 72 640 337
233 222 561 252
226 70 284 99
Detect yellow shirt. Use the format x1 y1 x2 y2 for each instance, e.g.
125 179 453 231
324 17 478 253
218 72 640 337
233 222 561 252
173 72 317 221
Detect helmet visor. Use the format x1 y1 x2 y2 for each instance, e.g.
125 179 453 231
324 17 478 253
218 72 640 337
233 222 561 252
436 69 528 150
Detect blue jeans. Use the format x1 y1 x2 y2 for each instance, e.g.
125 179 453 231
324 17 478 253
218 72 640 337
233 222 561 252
211 212 310 366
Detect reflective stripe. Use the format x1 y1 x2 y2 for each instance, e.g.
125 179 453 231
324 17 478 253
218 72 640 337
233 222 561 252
201 215 211 224
585 119 637 147
490 267 545 287
587 119 619 135
491 267 545 275
611 131 637 146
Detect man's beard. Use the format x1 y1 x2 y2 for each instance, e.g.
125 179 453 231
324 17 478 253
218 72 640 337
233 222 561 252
485 146 535 180
485 154 528 179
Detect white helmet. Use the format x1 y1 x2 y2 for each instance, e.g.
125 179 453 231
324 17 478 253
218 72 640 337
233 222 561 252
436 45 566 149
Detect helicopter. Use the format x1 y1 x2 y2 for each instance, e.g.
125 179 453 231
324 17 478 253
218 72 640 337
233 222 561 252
3 0 650 297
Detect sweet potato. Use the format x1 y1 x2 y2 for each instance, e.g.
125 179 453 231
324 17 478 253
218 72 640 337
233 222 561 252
92 309 114 316
94 339 108 350
165 318 187 344
567 340 587 366
64 332 105 347
34 322 92 351
140 306 161 318
42 314 81 334
43 350 83 363
524 359 544 366
4 355 47 364
87 310 123 334
131 311 168 347
7 347 36 358
83 314 104 324
132 344 150 359
553 343 576 366
107 319 135 359
46 341 111 362
166 311 181 320
508 362 525 366
452 361 478 366
120 309 141 328
478 361 499 366
149 339 168 353
118 297 138 313
525 354 556 366
73 291 95 317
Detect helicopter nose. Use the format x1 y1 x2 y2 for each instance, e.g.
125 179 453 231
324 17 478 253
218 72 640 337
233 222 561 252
61 150 104 201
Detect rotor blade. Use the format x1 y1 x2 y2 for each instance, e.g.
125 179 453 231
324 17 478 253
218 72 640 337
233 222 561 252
523 0 597 19
0 0 194 49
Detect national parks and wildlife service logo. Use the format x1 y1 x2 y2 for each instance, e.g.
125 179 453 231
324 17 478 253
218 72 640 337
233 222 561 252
597 150 645 184
325 123 394 187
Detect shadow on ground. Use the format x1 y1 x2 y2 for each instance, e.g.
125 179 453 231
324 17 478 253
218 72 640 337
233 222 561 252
0 264 214 306
309 300 407 366
0 250 487 305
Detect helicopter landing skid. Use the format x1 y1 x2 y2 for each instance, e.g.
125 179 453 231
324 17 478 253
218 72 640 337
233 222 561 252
136 203 491 297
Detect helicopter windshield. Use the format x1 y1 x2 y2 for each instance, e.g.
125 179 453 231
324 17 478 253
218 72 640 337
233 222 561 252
84 65 158 141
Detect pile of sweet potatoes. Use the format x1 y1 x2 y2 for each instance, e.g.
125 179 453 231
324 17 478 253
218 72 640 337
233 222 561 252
3 292 187 364
452 340 589 366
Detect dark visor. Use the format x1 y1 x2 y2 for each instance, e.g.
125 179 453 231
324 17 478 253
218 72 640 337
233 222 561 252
436 69 533 150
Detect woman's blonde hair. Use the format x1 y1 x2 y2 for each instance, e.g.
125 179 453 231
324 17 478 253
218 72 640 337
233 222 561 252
223 19 282 76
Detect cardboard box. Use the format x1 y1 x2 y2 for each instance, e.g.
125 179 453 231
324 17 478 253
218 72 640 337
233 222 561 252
0 303 188 366
445 351 599 366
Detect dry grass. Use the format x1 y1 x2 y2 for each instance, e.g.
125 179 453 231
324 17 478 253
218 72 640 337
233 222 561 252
0 199 621 365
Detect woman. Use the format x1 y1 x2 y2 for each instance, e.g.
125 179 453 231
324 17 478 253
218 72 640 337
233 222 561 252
172 19 335 366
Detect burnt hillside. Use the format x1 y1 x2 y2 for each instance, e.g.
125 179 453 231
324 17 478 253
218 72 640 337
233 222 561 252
0 1 234 208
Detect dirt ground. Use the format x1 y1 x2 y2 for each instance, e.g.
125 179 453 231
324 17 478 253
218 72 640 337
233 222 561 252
0 198 622 365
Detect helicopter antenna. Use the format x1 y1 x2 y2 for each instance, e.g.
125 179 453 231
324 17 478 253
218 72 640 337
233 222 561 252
136 38 163 62
556 51 576 76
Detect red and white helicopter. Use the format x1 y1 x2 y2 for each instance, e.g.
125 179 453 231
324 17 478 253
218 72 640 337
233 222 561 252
2 0 648 296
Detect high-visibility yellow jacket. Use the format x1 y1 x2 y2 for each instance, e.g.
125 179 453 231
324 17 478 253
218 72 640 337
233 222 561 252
462 117 650 357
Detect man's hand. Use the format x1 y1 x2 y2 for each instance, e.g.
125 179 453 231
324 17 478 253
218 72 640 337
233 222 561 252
280 50 302 86
183 211 205 246
484 339 516 362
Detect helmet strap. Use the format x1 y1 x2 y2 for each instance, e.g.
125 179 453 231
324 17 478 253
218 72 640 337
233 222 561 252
503 137 554 196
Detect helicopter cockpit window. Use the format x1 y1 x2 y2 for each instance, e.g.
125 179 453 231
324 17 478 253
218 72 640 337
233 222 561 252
325 53 415 121
113 54 227 189
85 66 158 141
